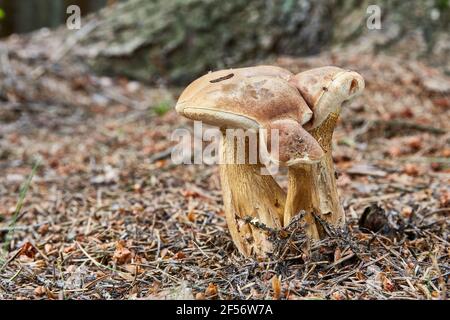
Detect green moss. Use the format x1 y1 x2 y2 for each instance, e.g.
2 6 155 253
152 100 173 116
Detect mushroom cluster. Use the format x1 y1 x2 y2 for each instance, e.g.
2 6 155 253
176 65 364 258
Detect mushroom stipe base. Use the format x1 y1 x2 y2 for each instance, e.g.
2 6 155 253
220 114 345 257
220 135 285 257
284 113 345 241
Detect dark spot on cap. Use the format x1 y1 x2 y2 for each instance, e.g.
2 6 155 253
210 73 234 83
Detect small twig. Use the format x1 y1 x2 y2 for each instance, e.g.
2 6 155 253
351 119 447 136
75 241 128 278
149 148 173 163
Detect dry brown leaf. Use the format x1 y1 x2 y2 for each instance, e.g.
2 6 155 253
334 247 342 262
181 190 199 198
381 275 395 292
406 136 422 150
34 286 46 297
439 190 450 208
18 242 37 259
113 240 132 265
205 283 218 297
174 251 186 260
401 206 413 218
195 292 205 300
124 263 143 274
271 275 281 300
187 210 196 222
389 146 403 157
63 243 76 253
442 148 450 158
159 248 168 259
331 291 345 300
404 163 420 176
38 224 49 235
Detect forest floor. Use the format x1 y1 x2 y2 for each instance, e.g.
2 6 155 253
0 31 449 300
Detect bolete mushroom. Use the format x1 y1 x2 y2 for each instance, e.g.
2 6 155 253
176 66 323 257
286 67 365 235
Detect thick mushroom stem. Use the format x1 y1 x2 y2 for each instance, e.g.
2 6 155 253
284 164 321 238
308 113 345 227
284 113 344 239
219 134 286 258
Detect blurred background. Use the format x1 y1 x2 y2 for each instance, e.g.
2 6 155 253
0 0 449 83
0 0 110 38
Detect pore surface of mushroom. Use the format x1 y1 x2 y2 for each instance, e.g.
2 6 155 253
176 66 322 257
286 67 365 236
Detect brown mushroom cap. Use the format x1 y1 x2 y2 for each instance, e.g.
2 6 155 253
175 65 324 164
176 65 313 128
265 119 324 165
289 66 365 129
177 65 293 108
177 74 313 128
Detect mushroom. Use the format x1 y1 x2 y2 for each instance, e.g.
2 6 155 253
176 66 323 257
285 66 365 235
